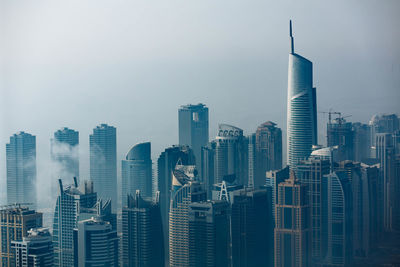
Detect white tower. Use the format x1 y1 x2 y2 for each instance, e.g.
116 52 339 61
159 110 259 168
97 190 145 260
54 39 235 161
286 20 318 167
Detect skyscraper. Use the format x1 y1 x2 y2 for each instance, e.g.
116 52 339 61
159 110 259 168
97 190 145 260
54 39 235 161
201 142 216 196
188 200 231 267
321 171 352 266
6 132 37 207
353 122 371 162
231 188 273 267
369 114 399 148
51 127 79 189
169 164 206 267
178 103 209 171
248 133 257 188
327 118 354 161
90 123 117 211
12 228 53 267
375 133 394 231
266 166 290 222
274 171 310 267
0 205 43 267
52 178 97 267
295 157 330 263
121 142 152 206
254 121 282 187
74 218 119 267
334 161 380 259
393 130 400 154
385 141 399 232
157 144 195 258
390 154 400 231
360 163 380 255
122 191 164 267
286 20 318 167
214 124 248 186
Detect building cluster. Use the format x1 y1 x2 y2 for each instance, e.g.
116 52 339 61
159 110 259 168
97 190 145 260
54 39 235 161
1 21 400 266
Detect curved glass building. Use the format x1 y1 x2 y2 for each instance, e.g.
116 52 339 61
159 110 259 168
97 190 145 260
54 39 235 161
169 164 206 267
121 142 152 206
287 21 317 167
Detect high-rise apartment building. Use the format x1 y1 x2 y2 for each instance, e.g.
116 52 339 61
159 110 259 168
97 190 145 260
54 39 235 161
295 158 330 263
201 142 216 196
266 166 289 222
321 171 352 266
253 121 282 187
0 205 42 267
393 130 400 154
157 144 195 257
52 178 97 267
121 142 152 206
334 161 380 259
74 218 119 267
375 133 394 231
369 114 399 148
359 163 380 255
385 146 400 232
169 164 206 267
248 133 257 188
390 154 400 231
6 132 37 207
188 200 231 267
274 171 310 267
90 124 117 211
179 104 209 172
214 124 248 186
353 122 371 162
51 127 79 187
122 191 164 267
12 228 53 267
286 20 318 168
231 188 273 267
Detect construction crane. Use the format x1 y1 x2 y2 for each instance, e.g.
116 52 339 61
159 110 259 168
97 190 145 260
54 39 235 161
319 110 351 125
319 110 342 124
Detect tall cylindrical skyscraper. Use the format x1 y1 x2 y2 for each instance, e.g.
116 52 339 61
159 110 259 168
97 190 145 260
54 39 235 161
287 20 317 167
121 142 152 206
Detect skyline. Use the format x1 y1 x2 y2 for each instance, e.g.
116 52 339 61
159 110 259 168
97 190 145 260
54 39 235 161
1 0 400 206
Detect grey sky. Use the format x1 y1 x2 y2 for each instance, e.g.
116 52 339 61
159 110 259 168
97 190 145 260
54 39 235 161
1 0 399 205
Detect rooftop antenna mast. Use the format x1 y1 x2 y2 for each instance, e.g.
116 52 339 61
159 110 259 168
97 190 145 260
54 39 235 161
290 20 294 54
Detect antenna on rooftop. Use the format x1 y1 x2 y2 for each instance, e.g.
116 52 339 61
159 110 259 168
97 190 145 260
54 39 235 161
290 20 294 54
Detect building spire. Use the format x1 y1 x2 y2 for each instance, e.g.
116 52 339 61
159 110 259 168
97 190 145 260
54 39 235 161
290 20 294 54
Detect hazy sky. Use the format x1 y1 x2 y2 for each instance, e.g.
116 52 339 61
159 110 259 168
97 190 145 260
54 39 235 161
1 0 399 205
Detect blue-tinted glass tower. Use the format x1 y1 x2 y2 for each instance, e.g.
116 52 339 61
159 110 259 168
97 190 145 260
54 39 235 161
51 127 79 196
121 142 152 206
6 132 37 207
179 104 209 171
90 124 117 211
